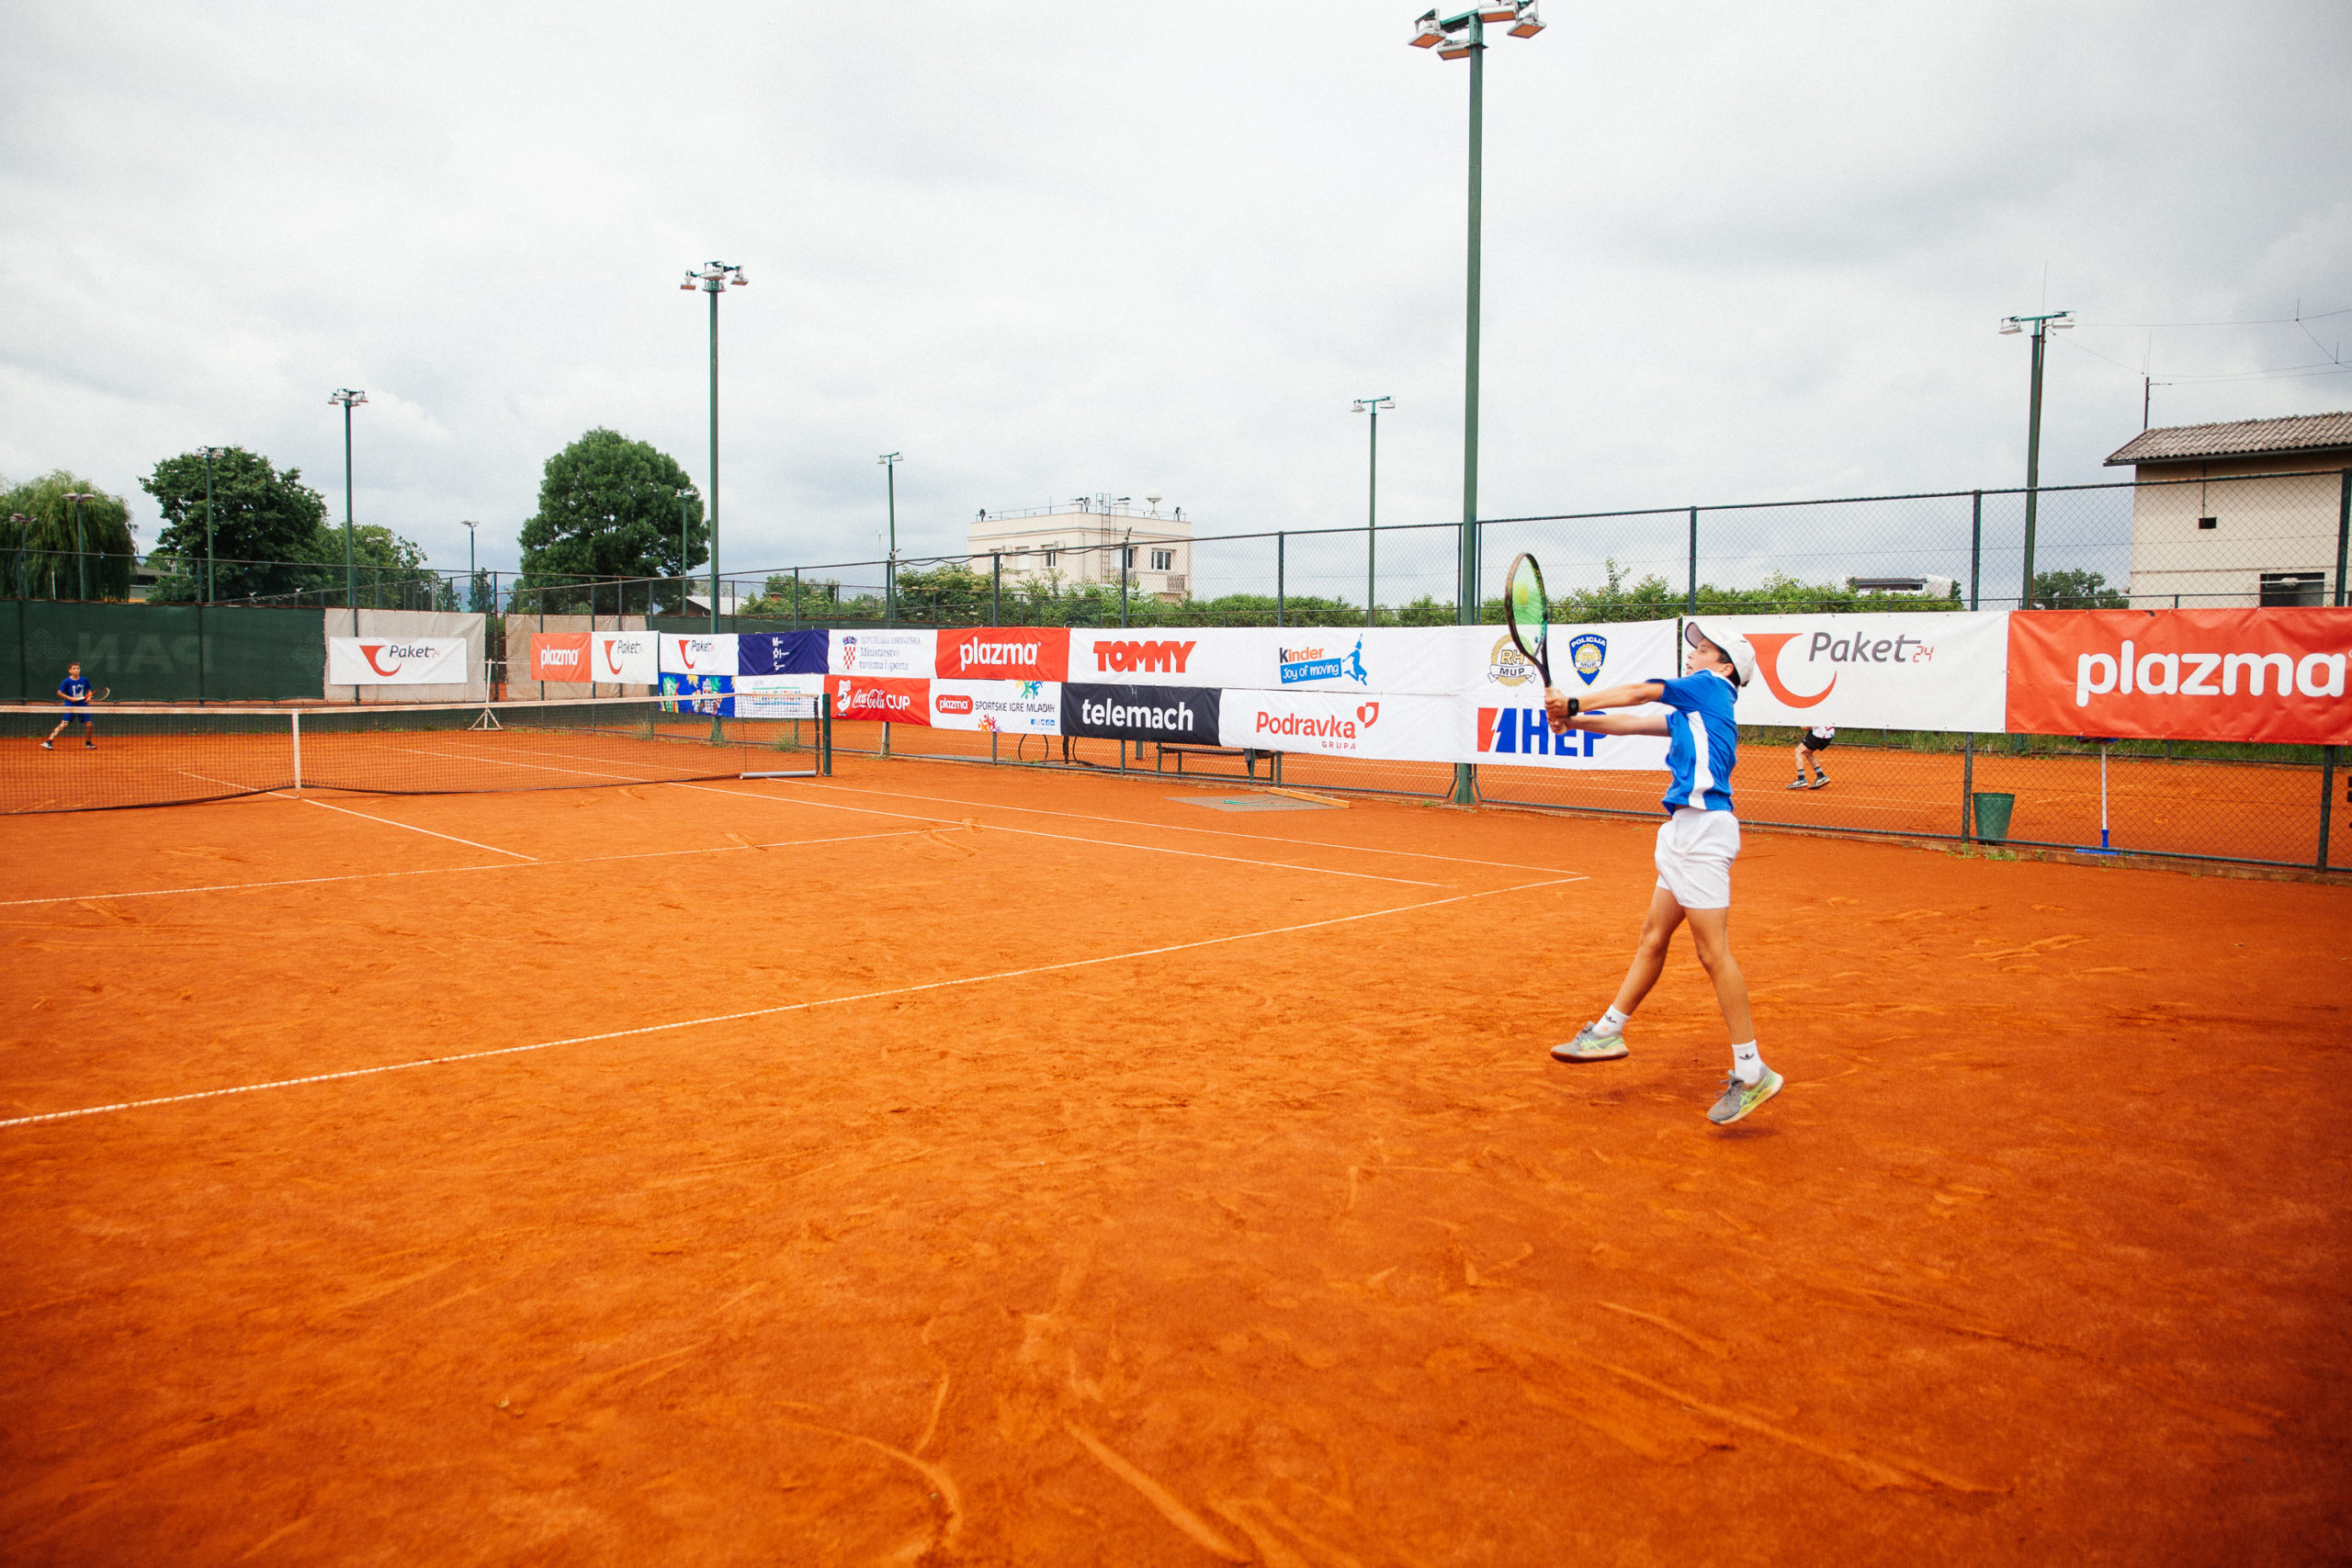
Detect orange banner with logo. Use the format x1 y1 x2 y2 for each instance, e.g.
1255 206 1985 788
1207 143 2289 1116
528 633 592 682
2005 609 2352 744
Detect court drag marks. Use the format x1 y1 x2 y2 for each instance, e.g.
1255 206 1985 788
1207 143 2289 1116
0 753 2346 1565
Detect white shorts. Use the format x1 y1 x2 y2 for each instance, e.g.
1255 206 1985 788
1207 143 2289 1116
1654 807 1740 910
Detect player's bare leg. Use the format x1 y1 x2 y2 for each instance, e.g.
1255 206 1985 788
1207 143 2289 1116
1681 907 1754 1043
1554 886 1683 1062
1789 739 1811 789
1686 905 1781 1124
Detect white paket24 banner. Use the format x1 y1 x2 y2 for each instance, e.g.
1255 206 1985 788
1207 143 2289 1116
1699 612 2010 732
592 630 658 684
327 637 470 685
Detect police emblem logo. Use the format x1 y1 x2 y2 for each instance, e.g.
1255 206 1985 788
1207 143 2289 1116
1567 632 1607 686
1487 633 1536 687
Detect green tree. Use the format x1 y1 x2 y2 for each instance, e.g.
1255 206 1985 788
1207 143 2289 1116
1 471 137 600
2029 569 2128 609
141 446 331 604
517 429 704 614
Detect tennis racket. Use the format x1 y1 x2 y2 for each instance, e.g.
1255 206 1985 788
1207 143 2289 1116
89 687 109 702
1506 553 1586 729
1504 552 1554 690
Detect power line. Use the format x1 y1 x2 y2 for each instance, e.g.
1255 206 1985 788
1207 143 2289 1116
2075 304 2352 330
2052 333 2348 385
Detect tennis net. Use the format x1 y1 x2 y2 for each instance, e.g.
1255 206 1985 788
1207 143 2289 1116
0 696 830 814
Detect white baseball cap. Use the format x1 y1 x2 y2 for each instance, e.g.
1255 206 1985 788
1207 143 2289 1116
1685 621 1757 688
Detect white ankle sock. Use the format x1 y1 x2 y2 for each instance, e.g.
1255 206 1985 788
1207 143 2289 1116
1594 1008 1631 1036
1731 1042 1763 1085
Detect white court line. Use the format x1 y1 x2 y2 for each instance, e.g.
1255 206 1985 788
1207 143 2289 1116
792 779 1589 876
673 782 1446 887
0 876 1578 1131
390 746 686 784
292 796 539 861
0 829 931 908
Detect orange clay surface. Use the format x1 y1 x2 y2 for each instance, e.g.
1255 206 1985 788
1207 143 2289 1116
1 755 2347 1565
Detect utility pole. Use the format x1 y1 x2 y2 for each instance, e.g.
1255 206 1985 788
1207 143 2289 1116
198 446 228 603
1999 310 2070 610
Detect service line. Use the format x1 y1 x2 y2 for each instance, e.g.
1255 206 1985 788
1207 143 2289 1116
0 876 1579 1131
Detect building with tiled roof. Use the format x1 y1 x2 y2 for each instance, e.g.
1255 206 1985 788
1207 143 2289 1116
2103 412 2350 609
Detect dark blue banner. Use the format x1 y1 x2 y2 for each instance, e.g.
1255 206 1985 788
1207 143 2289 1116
736 629 830 676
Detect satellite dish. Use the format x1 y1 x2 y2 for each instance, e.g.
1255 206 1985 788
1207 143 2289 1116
1146 494 1162 513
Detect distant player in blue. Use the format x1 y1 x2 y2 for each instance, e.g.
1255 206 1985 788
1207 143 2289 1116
1540 623 1782 1126
42 662 96 750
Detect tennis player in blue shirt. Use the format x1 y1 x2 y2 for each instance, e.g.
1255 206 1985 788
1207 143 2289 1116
42 663 96 750
1540 623 1781 1126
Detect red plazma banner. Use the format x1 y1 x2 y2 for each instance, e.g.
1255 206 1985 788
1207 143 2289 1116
829 675 932 726
2005 608 2352 744
933 626 1069 682
529 633 592 681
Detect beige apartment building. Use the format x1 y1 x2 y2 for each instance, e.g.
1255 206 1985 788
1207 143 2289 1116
2106 412 2351 608
967 497 1193 603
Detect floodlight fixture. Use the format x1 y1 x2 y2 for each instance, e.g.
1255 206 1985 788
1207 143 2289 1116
1509 3 1545 37
1410 8 1445 44
1437 31 1477 57
1999 320 2022 334
1476 2 1519 21
679 261 748 637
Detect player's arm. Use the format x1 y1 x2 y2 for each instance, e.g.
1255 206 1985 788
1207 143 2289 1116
1564 709 1671 737
1544 680 1665 732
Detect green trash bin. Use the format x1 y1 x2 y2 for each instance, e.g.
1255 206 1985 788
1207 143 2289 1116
1972 792 2016 844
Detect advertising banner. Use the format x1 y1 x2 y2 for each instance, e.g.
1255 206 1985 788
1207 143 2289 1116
327 636 470 685
1218 690 1457 761
2006 608 2352 744
1060 682 1220 744
659 672 731 716
736 629 830 676
733 671 824 718
1701 612 2010 733
527 633 591 682
1465 618 1680 706
830 629 935 679
1065 629 1260 688
592 630 658 685
930 678 1061 732
1468 701 1671 773
1256 626 1470 696
660 632 737 679
830 674 931 725
935 626 1069 682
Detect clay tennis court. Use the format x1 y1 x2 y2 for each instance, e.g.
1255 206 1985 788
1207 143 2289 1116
2 754 2346 1564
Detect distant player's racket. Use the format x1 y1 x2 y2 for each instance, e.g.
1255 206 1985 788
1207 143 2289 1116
1503 553 1551 689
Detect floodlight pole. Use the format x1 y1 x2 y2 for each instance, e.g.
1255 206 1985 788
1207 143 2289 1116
684 262 745 637
64 492 91 600
1355 398 1393 627
1412 3 1543 799
199 446 227 604
880 452 901 625
329 389 366 632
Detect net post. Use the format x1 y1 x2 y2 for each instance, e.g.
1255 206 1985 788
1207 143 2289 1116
1961 732 1973 840
821 693 833 776
290 709 302 793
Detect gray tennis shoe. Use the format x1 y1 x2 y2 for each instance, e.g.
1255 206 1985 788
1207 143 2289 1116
1552 1024 1630 1063
1707 1067 1783 1125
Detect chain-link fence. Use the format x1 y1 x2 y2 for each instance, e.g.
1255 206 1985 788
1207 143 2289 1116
11 471 2346 865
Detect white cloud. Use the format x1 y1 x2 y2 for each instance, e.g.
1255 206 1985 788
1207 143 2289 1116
0 0 2343 593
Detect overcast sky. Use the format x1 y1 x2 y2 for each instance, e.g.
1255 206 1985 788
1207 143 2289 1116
3 0 2346 587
